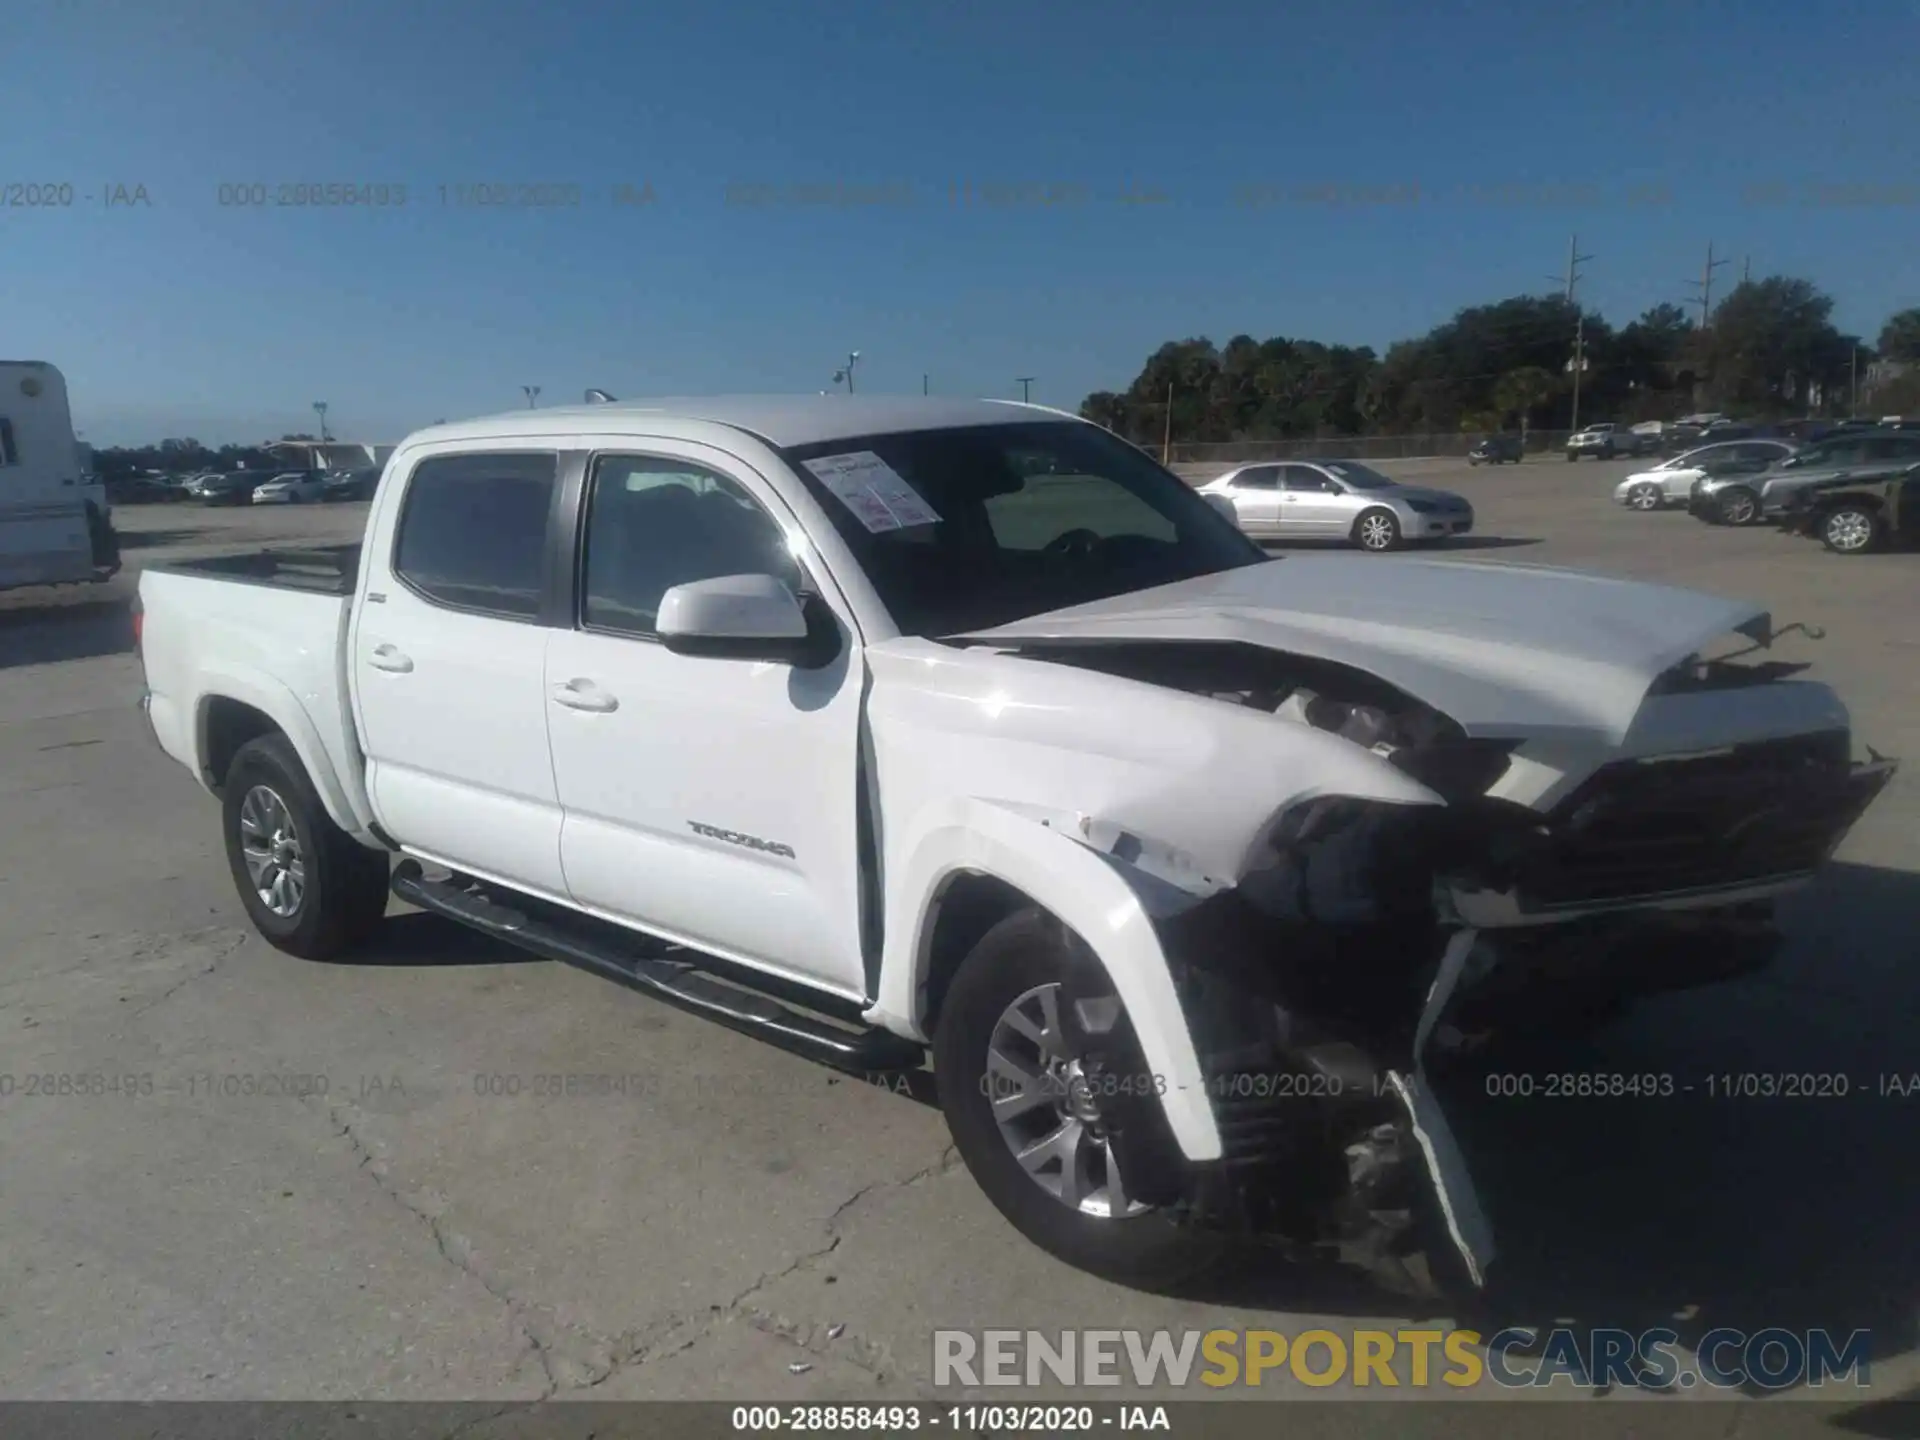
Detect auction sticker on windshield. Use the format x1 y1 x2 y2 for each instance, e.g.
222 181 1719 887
803 450 942 532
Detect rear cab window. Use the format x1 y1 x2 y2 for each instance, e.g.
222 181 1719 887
390 451 558 619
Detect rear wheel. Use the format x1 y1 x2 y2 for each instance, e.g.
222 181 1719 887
1628 482 1663 510
934 909 1222 1286
1821 503 1884 554
221 734 390 959
1353 508 1402 552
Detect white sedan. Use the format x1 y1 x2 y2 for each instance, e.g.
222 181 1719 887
1612 439 1796 510
249 470 330 505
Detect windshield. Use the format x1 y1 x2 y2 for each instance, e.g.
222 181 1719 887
778 420 1267 636
1321 461 1396 489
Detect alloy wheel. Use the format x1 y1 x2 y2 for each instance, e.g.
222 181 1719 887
238 784 306 917
984 982 1150 1219
1358 514 1397 550
1825 510 1875 552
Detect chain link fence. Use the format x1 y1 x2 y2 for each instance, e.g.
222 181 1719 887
1162 431 1575 463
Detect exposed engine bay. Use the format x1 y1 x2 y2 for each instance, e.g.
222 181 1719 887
967 636 1895 1289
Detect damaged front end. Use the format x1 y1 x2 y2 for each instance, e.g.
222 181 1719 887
990 639 1897 1291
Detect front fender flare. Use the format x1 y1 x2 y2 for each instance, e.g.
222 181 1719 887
871 796 1222 1163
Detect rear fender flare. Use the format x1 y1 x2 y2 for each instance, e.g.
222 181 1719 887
873 796 1223 1163
192 666 375 839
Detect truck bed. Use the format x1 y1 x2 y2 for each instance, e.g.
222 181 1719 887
153 542 361 596
137 549 367 816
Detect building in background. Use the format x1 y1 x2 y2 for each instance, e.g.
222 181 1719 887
262 440 395 471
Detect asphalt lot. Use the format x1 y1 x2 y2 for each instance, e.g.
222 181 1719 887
1 467 1916 1426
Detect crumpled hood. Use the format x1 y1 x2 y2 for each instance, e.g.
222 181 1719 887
952 555 1775 743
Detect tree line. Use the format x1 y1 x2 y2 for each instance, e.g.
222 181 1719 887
1080 279 1920 444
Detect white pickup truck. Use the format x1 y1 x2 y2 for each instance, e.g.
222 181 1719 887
136 396 1894 1294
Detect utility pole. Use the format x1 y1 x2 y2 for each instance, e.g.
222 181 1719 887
1556 236 1593 433
1559 233 1592 304
922 374 928 395
1742 255 1752 284
1015 377 1035 403
832 352 860 393
1161 381 1174 464
1687 241 1729 330
1850 346 1859 416
312 401 330 442
522 385 541 409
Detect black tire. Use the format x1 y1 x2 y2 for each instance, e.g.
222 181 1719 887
1717 486 1761 526
1565 451 1577 463
221 733 390 959
933 908 1222 1287
1352 508 1402 552
1820 503 1884 554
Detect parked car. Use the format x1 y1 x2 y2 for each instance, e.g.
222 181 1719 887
320 467 380 502
251 470 330 505
1692 429 1920 525
1466 434 1524 465
1613 439 1798 511
106 474 186 505
1565 423 1632 459
1198 459 1474 550
132 396 1895 1296
1780 471 1920 554
189 472 268 506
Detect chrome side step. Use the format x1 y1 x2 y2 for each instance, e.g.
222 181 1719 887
390 861 925 1074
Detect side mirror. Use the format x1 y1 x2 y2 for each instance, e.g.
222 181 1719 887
656 573 836 667
1202 492 1240 523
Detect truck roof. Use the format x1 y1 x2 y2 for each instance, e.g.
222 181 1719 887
409 395 1076 451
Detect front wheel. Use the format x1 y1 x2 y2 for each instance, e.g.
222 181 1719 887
221 733 391 959
1717 487 1761 526
1821 503 1884 554
1627 482 1663 511
933 910 1222 1286
1353 508 1402 552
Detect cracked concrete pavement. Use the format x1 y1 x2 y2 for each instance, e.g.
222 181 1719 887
1 482 1916 1425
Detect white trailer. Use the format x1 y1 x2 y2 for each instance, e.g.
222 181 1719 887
0 361 119 591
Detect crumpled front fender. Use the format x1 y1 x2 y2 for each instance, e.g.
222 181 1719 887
868 795 1224 1163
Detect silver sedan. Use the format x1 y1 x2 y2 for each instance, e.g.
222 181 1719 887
1198 459 1473 551
1611 439 1798 510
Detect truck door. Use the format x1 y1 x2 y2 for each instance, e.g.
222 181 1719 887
542 444 868 999
349 449 570 895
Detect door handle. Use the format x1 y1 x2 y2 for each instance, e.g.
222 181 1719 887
550 679 618 713
367 644 414 674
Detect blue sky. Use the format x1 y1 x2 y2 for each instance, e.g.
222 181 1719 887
9 0 1918 445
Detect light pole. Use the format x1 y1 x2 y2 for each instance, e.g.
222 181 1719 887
522 385 541 409
312 401 330 442
1015 376 1035 403
831 351 860 393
